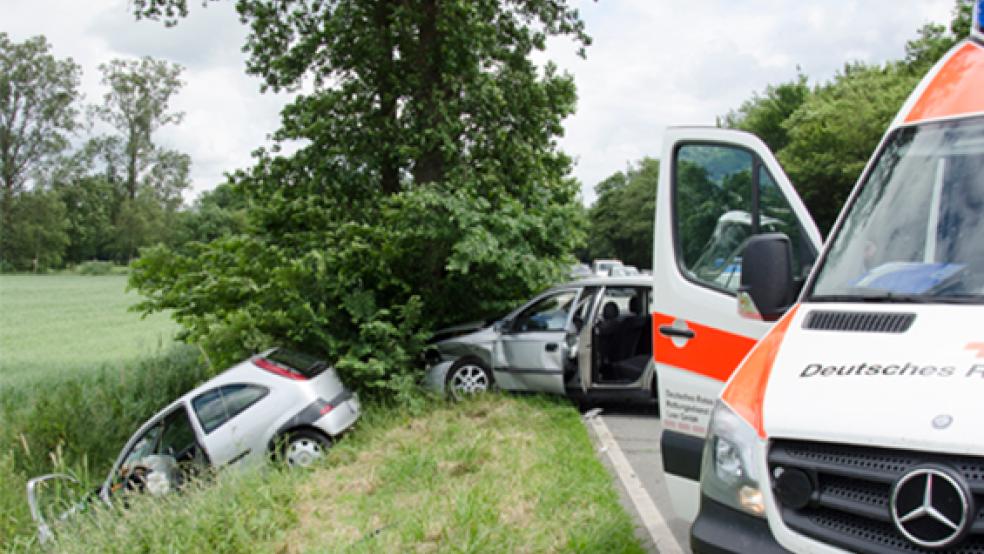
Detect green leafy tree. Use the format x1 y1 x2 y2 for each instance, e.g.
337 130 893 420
586 158 658 269
778 63 921 234
55 176 116 263
719 73 811 154
0 33 80 264
95 57 186 202
112 193 169 262
904 0 974 72
173 182 249 247
720 0 975 236
0 189 69 271
129 0 590 399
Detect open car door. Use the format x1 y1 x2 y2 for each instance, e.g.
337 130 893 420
652 128 822 521
492 288 580 395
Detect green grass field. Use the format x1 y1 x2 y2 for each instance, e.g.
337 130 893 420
0 275 178 385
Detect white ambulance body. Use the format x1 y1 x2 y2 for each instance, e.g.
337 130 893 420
654 5 984 552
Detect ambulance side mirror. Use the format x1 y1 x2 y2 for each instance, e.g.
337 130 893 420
739 233 794 322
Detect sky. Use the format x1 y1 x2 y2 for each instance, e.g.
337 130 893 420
4 0 957 205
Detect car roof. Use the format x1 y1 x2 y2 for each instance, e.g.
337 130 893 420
558 275 652 288
176 356 285 404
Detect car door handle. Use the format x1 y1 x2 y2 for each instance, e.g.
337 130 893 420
545 343 559 352
659 326 695 340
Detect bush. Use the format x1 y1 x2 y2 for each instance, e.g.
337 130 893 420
75 261 115 276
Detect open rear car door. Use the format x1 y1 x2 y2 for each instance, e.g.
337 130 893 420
652 128 822 521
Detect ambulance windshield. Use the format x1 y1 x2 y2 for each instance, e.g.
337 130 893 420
810 116 984 302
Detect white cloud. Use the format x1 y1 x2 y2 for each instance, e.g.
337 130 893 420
550 0 954 204
3 0 957 205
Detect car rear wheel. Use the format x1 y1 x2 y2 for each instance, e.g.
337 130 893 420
446 358 493 401
281 430 332 468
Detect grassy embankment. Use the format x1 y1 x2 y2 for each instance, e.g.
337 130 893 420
0 275 644 552
37 396 644 553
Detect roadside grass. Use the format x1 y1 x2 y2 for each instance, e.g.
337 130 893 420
22 395 644 553
0 274 178 386
0 346 211 547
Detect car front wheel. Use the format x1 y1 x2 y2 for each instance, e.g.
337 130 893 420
446 358 493 400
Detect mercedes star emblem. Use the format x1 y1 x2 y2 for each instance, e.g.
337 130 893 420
890 467 972 549
932 414 954 429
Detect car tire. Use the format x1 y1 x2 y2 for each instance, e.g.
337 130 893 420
445 357 493 401
279 429 332 468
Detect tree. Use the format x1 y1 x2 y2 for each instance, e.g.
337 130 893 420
718 0 976 236
904 0 974 72
778 63 921 234
55 176 116 263
0 33 80 261
129 0 591 399
0 189 69 271
586 158 658 269
95 57 185 201
719 73 811 154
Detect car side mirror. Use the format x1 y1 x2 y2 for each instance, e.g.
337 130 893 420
739 233 794 322
493 319 511 333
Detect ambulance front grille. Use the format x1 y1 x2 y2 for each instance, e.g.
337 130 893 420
803 310 915 333
769 440 984 554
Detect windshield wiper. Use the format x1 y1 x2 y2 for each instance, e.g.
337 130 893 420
809 293 981 304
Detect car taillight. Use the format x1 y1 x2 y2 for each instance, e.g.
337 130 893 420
319 403 334 416
254 357 307 380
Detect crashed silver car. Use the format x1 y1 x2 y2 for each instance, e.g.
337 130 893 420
424 276 656 402
27 348 360 543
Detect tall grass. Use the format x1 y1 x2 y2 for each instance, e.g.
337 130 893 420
0 346 211 546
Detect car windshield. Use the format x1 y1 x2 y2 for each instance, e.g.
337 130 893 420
810 117 984 303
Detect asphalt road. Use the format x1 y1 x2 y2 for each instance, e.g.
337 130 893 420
584 401 692 553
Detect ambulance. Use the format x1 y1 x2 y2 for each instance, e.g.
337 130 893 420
653 4 984 552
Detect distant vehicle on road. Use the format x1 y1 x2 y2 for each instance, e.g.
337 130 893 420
592 258 623 276
28 348 360 543
424 276 657 404
569 262 593 280
608 265 640 277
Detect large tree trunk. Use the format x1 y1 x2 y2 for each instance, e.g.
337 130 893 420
374 0 401 196
126 129 138 200
412 0 446 186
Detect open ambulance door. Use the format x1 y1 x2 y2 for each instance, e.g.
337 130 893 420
652 128 822 521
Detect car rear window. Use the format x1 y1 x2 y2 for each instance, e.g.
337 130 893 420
263 348 329 378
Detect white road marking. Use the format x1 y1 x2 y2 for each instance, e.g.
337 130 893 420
586 413 685 554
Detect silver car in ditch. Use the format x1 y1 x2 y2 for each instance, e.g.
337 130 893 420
424 276 656 402
27 348 360 543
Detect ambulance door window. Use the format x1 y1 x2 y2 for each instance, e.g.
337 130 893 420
759 166 817 279
675 144 754 293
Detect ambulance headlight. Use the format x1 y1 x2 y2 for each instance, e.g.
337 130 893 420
701 400 765 517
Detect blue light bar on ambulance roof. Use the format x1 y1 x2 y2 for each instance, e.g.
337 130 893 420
976 0 984 42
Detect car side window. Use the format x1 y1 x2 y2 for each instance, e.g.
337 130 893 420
121 422 163 469
572 287 600 331
222 384 268 422
193 389 227 434
511 290 578 333
159 408 199 459
193 384 268 434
